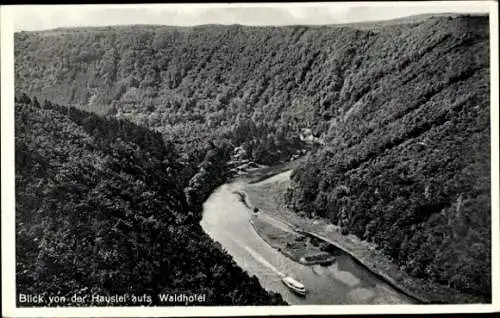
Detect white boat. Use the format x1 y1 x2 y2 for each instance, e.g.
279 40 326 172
281 276 306 296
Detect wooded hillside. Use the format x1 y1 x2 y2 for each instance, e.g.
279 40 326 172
285 15 491 301
15 97 285 306
15 14 491 302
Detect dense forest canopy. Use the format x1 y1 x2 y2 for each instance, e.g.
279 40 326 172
15 98 285 306
15 14 491 302
284 15 491 300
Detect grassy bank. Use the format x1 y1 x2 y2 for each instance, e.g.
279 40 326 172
236 158 305 184
249 214 335 265
241 169 488 304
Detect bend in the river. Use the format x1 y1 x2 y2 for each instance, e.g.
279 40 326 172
200 175 417 305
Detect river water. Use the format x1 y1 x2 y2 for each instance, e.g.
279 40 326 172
200 178 416 305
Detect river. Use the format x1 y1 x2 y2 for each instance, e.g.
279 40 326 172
200 177 417 305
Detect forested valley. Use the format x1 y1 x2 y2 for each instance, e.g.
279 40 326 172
15 14 491 303
15 95 286 306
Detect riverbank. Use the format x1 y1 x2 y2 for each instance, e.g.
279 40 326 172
203 177 415 304
232 188 334 265
249 213 335 266
235 158 304 184
240 169 487 304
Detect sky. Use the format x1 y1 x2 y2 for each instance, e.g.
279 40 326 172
4 2 493 32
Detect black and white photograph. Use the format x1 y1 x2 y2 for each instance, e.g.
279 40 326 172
1 1 498 316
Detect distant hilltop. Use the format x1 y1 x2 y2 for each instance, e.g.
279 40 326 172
16 12 489 34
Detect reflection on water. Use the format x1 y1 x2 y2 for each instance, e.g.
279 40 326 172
201 183 416 305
